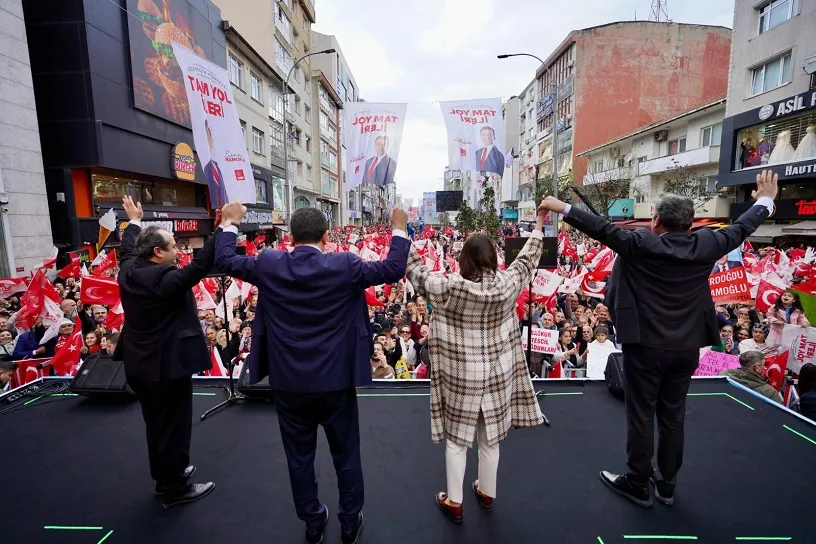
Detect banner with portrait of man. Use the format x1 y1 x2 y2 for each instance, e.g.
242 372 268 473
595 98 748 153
173 43 256 208
344 102 407 189
440 98 506 177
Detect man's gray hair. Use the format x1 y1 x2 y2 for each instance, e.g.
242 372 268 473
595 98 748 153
136 226 170 259
290 207 328 244
739 350 765 369
653 194 694 232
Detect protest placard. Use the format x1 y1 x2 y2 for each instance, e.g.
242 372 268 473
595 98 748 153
693 351 740 377
521 327 558 354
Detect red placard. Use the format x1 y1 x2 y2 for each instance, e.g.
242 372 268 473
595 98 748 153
709 266 751 305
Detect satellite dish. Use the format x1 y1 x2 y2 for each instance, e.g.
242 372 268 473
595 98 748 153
806 55 816 75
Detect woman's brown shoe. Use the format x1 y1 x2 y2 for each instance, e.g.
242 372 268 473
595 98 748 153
472 480 494 511
435 492 463 523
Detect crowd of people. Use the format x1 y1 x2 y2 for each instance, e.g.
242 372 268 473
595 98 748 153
0 218 814 423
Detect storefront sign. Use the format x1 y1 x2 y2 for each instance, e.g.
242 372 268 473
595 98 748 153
175 219 199 233
757 90 816 121
138 219 211 237
785 161 816 178
241 208 286 231
67 249 91 263
537 93 554 120
171 142 196 181
732 198 816 221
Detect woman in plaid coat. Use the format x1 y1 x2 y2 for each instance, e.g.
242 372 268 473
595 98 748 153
405 205 546 522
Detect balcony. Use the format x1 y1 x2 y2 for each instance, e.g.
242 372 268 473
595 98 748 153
583 166 632 186
638 145 720 177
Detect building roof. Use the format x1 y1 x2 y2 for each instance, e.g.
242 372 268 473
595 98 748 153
576 97 727 157
315 71 343 107
535 22 731 78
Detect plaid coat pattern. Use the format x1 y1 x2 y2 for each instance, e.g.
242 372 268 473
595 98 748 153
406 236 544 447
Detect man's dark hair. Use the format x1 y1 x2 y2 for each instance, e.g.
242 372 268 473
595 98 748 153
105 332 120 345
739 350 764 369
290 208 328 245
136 226 170 259
0 360 14 372
480 126 495 137
653 194 694 232
459 233 497 282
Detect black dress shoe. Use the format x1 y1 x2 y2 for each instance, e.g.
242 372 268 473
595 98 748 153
650 478 675 506
161 482 215 509
154 465 197 496
305 505 329 544
341 512 364 544
599 471 652 508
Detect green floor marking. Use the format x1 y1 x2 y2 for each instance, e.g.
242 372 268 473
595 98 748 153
686 392 754 410
193 392 217 396
358 393 430 397
96 529 114 544
622 537 698 541
735 538 792 541
537 391 584 396
783 424 816 445
44 526 104 530
23 395 43 406
597 538 606 544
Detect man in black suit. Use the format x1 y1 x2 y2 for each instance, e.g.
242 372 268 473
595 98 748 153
474 126 504 176
114 196 218 508
203 120 229 208
538 170 778 508
363 135 397 186
711 254 744 274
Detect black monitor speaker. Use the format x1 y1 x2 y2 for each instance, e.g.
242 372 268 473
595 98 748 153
71 358 135 399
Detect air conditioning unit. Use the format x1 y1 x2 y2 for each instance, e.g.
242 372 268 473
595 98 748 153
654 130 668 142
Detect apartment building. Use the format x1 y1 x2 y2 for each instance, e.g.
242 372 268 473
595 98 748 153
224 22 288 237
515 78 539 223
501 96 520 223
310 71 343 227
214 0 317 220
718 0 816 241
579 99 728 223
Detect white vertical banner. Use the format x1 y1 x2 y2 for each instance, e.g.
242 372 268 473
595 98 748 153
344 102 407 189
440 98 506 176
172 44 256 208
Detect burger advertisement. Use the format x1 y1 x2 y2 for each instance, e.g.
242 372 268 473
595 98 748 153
126 0 217 127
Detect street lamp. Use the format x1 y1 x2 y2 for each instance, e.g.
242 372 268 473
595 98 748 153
282 48 336 221
497 53 559 236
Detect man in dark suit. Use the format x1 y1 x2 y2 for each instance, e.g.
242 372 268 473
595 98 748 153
203 120 229 208
711 254 744 274
215 202 410 544
114 196 218 508
474 125 504 176
363 135 397 186
538 170 778 508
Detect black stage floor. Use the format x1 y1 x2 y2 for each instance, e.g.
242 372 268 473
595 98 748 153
1 378 814 543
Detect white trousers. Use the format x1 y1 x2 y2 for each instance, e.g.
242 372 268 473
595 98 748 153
445 413 500 503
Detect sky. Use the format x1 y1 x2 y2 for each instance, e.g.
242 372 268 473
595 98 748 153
312 0 735 204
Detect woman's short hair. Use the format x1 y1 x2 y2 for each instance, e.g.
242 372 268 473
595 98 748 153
458 234 497 282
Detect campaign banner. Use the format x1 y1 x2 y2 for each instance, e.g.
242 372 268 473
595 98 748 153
586 344 621 380
532 269 563 299
344 102 407 188
709 266 751 305
778 324 816 374
440 98 506 176
422 192 437 223
521 327 558 354
693 350 740 377
172 44 255 208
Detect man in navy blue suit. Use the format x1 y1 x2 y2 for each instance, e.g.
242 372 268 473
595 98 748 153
216 202 410 544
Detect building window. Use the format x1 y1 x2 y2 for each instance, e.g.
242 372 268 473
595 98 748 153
229 55 243 88
307 164 313 182
252 127 264 154
668 137 687 156
270 125 284 160
240 120 246 140
250 73 263 102
758 0 799 34
697 176 718 196
294 96 301 115
255 179 268 203
305 136 311 152
305 105 311 123
751 53 792 96
701 123 722 147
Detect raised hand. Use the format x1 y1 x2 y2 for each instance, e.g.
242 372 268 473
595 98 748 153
751 169 779 200
390 207 409 231
221 201 247 227
122 195 143 221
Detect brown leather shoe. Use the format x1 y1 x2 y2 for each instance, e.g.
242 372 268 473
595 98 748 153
435 492 463 523
472 480 494 511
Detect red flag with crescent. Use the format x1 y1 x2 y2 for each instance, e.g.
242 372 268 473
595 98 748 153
755 280 785 312
79 276 120 306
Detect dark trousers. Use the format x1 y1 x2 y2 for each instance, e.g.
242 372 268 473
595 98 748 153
622 344 699 492
128 376 193 489
273 387 363 529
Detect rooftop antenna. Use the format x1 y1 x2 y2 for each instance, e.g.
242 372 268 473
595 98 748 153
649 0 670 22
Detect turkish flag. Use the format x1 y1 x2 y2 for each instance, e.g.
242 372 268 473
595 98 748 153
79 276 120 306
365 286 383 307
763 350 789 392
105 301 125 331
177 252 193 268
50 330 83 376
57 258 81 279
16 269 47 330
193 282 217 310
206 347 227 377
755 280 785 312
92 250 117 277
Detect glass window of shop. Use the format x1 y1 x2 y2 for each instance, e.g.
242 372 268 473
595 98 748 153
733 109 816 170
92 173 197 207
271 175 286 213
255 178 268 203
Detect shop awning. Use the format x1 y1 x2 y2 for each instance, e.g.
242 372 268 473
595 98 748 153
781 221 816 236
619 220 651 230
748 224 787 243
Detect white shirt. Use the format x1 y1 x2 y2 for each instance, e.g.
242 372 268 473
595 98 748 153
220 225 407 245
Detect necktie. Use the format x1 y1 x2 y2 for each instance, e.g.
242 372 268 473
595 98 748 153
212 164 221 185
480 148 487 169
367 157 379 180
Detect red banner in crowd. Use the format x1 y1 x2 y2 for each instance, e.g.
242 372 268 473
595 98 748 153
79 276 120 306
0 277 28 298
709 266 751 305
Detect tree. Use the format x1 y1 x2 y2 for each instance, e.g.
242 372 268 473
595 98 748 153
661 161 716 210
578 177 632 219
480 184 502 242
455 200 477 233
534 175 573 204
